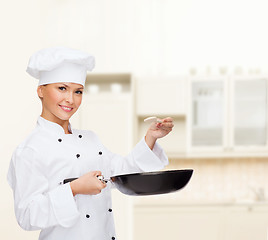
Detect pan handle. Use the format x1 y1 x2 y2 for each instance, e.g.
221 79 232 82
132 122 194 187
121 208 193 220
63 176 108 184
63 178 78 184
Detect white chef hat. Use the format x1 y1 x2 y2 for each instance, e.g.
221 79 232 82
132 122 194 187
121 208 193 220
26 47 95 87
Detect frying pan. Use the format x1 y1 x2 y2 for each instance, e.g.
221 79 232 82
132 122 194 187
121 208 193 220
63 169 193 196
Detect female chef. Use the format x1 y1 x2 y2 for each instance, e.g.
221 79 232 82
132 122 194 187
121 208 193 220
7 47 174 240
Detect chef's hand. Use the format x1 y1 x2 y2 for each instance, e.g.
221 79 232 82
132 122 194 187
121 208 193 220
70 171 106 196
145 117 174 150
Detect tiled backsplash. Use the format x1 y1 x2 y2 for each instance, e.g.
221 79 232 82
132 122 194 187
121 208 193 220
140 158 268 203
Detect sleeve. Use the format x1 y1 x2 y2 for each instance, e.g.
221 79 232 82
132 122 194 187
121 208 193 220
7 147 80 231
106 136 169 177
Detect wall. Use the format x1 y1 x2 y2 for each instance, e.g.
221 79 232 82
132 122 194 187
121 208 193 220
1 1 43 239
1 0 268 239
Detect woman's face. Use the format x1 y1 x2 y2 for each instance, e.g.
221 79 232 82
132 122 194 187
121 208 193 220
37 82 84 124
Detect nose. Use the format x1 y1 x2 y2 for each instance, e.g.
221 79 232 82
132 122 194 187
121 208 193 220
65 92 74 104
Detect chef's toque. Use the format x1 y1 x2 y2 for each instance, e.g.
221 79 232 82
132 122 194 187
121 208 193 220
26 47 95 87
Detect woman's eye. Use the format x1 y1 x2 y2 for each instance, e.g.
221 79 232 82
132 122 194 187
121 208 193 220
76 90 83 94
59 87 66 91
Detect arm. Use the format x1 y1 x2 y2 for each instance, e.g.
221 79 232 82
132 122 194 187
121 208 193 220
100 117 173 176
7 147 80 231
67 118 174 194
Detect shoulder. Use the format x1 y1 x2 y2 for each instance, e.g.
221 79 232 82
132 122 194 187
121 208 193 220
8 132 43 188
11 125 50 163
16 127 46 151
11 142 39 172
10 125 59 171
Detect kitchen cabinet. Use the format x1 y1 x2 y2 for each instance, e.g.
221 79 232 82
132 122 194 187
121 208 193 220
136 116 187 158
79 73 133 155
224 205 268 240
134 205 222 240
136 76 186 116
135 76 187 158
80 93 132 154
187 76 268 157
133 203 268 240
231 77 267 149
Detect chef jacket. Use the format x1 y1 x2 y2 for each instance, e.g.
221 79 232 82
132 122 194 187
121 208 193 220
7 116 168 240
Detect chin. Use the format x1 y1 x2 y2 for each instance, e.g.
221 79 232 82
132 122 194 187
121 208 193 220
58 110 77 121
56 113 72 121
61 115 73 121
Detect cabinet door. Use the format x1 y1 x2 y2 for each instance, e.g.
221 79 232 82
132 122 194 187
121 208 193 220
136 77 186 116
188 78 227 150
134 206 223 240
231 77 268 149
80 93 132 155
225 206 268 240
188 77 268 156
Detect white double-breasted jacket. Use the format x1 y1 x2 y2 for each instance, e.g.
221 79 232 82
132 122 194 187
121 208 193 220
7 116 168 240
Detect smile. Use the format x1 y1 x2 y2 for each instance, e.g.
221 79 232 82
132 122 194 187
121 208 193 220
59 105 73 112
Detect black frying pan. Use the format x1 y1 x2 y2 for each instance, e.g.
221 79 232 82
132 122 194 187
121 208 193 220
63 169 193 196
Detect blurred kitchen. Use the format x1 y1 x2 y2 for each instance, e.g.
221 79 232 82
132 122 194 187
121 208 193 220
1 0 268 239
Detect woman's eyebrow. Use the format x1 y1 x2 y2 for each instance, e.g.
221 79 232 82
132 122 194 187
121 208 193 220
60 83 83 90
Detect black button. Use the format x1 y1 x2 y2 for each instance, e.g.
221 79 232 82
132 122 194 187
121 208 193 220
99 151 102 155
58 139 62 142
108 208 112 212
112 237 115 240
78 135 82 138
86 214 90 218
76 154 80 158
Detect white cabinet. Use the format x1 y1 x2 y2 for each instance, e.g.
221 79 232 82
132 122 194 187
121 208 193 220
231 77 267 150
189 78 226 148
134 205 223 240
133 203 268 240
187 76 268 157
136 116 187 158
80 73 133 155
136 76 186 116
80 93 132 154
135 76 187 158
224 205 268 240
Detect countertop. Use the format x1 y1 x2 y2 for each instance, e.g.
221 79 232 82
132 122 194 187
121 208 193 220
133 197 268 207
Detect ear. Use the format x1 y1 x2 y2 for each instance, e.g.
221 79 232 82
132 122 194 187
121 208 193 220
37 85 44 98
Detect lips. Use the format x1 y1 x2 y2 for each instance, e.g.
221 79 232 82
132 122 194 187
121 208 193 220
59 105 73 112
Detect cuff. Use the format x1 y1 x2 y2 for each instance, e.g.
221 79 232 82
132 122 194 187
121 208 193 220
48 183 80 228
132 137 169 172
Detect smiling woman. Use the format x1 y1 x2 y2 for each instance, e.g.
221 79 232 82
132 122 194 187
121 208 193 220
6 46 173 240
37 83 84 134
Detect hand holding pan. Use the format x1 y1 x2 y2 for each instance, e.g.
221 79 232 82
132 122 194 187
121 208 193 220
63 169 193 196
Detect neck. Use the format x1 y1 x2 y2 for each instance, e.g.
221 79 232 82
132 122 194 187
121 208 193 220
60 121 72 134
40 114 71 134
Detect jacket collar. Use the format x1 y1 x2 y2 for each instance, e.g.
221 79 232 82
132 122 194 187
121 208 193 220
37 116 73 135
